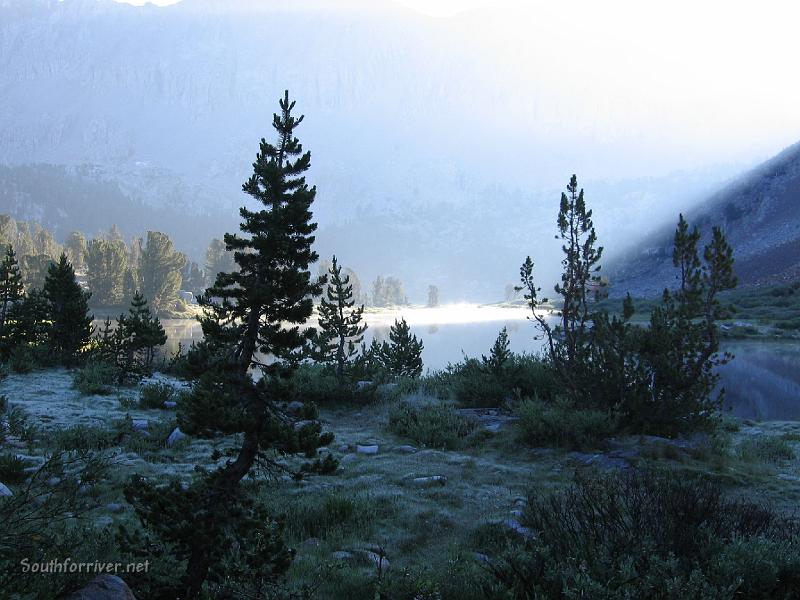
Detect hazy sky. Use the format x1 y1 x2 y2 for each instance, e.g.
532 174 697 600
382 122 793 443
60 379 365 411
113 0 489 16
109 0 800 173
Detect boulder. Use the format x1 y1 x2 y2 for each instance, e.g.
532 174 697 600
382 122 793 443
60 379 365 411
331 550 354 561
286 401 305 415
355 381 373 390
63 574 137 599
500 518 534 539
412 475 447 487
394 445 418 454
105 503 125 513
166 427 186 448
162 401 177 409
131 419 148 432
0 482 12 496
364 550 389 570
356 444 379 455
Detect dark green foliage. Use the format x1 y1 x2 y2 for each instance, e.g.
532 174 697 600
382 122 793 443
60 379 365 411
519 177 738 436
490 471 800 599
140 230 186 313
484 326 511 376
515 397 617 450
388 401 477 449
0 245 23 332
442 350 560 408
312 255 367 381
72 360 118 395
0 453 30 483
131 91 334 598
5 289 51 358
48 424 119 452
139 381 175 409
86 238 127 305
43 253 93 364
374 318 424 378
95 292 167 382
0 451 114 599
121 478 293 599
276 362 374 405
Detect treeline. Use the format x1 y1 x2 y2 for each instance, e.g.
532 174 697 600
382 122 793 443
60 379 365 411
1 214 420 312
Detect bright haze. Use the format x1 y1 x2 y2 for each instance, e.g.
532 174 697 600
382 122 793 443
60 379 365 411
2 0 799 300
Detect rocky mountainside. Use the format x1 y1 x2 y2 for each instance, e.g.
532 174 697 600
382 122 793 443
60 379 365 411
609 142 800 297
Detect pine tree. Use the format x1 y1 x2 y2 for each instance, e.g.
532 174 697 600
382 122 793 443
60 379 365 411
64 231 88 271
126 91 335 598
43 254 93 364
20 254 54 291
377 317 424 378
204 238 236 286
86 239 128 305
314 255 367 380
0 245 23 331
371 275 386 307
140 231 186 313
483 326 511 376
427 285 439 308
118 291 167 371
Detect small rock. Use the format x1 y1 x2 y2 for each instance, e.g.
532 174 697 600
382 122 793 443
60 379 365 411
286 401 305 415
474 552 491 564
47 477 61 487
355 381 373 390
63 574 136 600
301 537 321 549
510 509 524 518
106 503 125 513
356 444 379 455
412 475 447 487
78 484 92 495
23 466 39 474
338 444 350 452
513 496 527 508
340 453 358 463
778 473 800 482
364 551 389 570
167 427 186 448
500 518 534 539
131 419 148 432
332 550 354 561
0 482 12 496
395 445 418 454
163 401 177 409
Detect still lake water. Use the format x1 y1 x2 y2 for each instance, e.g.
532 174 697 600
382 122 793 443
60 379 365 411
158 305 800 421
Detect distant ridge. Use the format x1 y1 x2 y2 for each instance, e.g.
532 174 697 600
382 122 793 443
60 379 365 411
609 141 800 297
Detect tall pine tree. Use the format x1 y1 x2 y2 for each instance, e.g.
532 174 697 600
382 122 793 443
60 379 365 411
125 91 334 598
43 254 93 364
313 255 367 380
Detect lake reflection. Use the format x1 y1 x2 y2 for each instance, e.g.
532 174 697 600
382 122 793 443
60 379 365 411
155 308 800 421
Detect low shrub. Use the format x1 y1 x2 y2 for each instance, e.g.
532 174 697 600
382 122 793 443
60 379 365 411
387 400 477 449
49 424 119 452
490 470 800 599
737 435 795 463
444 353 560 408
0 453 30 484
276 363 376 405
72 361 118 396
516 397 617 450
138 382 175 409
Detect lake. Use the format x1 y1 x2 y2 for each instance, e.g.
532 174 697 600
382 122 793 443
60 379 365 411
158 305 800 421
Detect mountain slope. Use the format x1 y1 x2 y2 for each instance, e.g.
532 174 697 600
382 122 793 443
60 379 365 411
610 142 800 297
